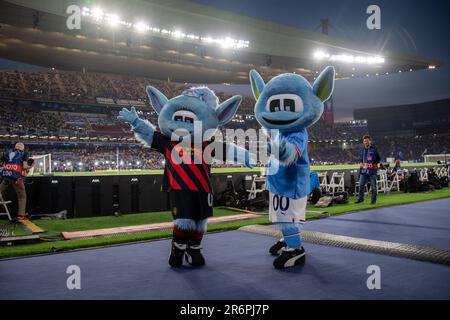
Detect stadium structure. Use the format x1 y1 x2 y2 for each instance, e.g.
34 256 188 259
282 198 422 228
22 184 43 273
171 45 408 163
354 98 450 136
0 0 441 84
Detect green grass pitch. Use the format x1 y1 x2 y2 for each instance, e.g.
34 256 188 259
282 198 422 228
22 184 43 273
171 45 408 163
31 163 437 177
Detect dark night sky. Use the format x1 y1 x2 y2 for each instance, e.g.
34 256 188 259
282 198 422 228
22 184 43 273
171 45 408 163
1 0 449 121
195 0 450 121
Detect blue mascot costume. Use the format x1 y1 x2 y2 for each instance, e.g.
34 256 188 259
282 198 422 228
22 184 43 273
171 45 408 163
249 67 335 269
118 86 255 268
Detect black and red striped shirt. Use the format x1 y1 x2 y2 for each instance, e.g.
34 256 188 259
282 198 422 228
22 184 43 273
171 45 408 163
151 132 225 193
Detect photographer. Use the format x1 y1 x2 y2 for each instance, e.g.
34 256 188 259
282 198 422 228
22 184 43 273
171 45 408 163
355 135 381 205
0 143 34 221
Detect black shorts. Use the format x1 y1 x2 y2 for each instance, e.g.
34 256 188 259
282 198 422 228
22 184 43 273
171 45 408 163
169 190 213 221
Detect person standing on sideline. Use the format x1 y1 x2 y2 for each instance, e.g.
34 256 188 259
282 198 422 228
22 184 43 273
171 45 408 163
0 143 34 221
355 135 381 204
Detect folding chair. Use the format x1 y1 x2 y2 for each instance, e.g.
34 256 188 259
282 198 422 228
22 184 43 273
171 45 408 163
246 175 266 200
317 171 328 192
0 192 12 221
328 172 345 195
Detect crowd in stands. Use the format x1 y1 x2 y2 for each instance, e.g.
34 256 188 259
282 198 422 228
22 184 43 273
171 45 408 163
0 70 190 105
7 131 447 172
1 69 449 171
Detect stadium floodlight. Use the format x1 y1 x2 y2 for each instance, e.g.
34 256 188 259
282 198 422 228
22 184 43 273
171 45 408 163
134 22 149 33
136 161 141 165
107 14 120 27
220 37 235 49
201 36 214 43
428 65 436 69
82 7 90 17
78 162 83 166
313 50 385 65
187 34 200 40
91 7 104 21
67 162 72 166
172 30 186 39
95 161 99 166
120 161 124 165
81 5 250 49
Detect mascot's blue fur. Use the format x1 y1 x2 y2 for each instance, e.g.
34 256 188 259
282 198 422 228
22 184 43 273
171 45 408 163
118 86 255 268
250 67 335 269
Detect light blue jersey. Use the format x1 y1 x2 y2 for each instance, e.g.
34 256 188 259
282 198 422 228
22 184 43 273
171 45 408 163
266 129 310 199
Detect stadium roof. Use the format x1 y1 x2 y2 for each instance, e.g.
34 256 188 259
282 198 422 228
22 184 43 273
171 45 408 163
0 0 443 84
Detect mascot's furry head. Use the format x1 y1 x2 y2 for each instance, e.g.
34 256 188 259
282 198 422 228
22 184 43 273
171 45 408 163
146 86 241 140
250 67 335 133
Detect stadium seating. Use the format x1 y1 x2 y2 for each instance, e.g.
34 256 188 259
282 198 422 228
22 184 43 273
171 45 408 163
0 70 449 171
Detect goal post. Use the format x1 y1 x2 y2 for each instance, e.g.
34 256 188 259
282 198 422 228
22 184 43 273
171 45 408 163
423 154 450 164
30 154 52 175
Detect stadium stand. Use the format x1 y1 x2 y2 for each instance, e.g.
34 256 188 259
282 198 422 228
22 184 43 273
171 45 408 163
1 70 449 171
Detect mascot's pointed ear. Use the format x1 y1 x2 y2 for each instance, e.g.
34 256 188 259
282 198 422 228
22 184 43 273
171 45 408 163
313 66 335 102
146 85 168 114
249 69 265 100
216 95 242 126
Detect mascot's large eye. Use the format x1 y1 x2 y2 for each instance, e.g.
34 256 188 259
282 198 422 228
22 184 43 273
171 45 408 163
284 99 295 112
269 99 280 112
266 94 304 113
172 110 198 123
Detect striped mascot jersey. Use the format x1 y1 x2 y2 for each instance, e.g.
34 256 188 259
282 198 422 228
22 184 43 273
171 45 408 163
151 131 216 192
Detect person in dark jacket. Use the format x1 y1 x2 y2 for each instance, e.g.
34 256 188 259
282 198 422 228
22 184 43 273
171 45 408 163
355 135 381 204
0 143 33 221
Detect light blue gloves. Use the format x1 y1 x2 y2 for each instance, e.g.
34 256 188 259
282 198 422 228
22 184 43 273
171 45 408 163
117 107 155 146
118 107 140 127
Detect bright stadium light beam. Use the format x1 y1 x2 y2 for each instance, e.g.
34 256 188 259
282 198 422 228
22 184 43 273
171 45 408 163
81 5 250 49
313 50 385 65
91 7 104 21
107 14 120 27
220 37 235 49
172 30 186 39
134 22 149 33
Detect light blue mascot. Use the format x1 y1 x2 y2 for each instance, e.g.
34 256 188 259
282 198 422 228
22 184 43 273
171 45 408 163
118 86 255 268
249 67 335 269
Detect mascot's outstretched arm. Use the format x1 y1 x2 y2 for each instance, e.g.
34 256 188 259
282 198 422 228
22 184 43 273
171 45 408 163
118 106 155 147
226 143 257 168
268 138 299 166
211 95 256 168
